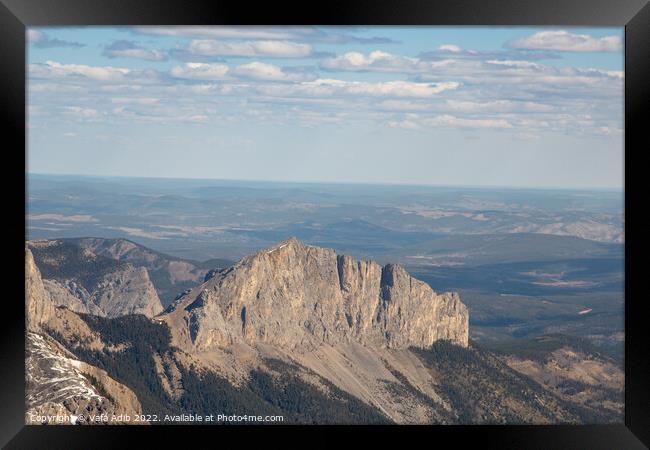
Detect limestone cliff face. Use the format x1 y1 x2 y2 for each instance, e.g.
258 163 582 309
166 238 468 351
40 264 163 318
90 266 163 318
69 237 212 307
26 247 55 331
27 240 163 318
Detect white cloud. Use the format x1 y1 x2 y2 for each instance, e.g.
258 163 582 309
510 30 622 52
111 97 160 105
438 44 462 53
169 61 313 82
387 114 513 130
321 50 419 72
29 83 85 93
341 80 458 97
111 105 211 124
187 39 312 58
425 114 513 129
230 62 311 81
572 68 624 79
255 79 460 98
320 50 622 104
109 47 166 61
485 59 543 69
100 84 143 92
445 100 553 113
163 83 225 95
375 99 554 115
26 29 83 48
379 100 429 111
26 36 622 139
606 71 624 79
103 40 167 61
30 61 131 81
170 62 230 80
321 50 475 73
132 26 395 44
133 26 311 40
388 119 422 130
63 106 99 119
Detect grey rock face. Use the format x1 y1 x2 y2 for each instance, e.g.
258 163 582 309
26 248 55 331
28 240 164 318
172 237 468 351
41 279 102 316
203 268 221 283
43 264 165 318
90 266 164 318
70 237 211 306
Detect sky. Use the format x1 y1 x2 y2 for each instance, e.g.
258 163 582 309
27 26 624 189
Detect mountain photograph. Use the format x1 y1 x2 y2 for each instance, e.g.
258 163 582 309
25 25 624 425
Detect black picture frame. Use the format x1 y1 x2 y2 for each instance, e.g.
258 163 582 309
2 0 648 448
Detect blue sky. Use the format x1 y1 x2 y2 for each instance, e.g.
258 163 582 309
27 26 624 189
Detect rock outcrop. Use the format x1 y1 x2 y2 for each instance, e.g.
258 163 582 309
27 240 163 318
89 266 163 318
25 332 143 424
163 237 468 351
27 236 620 425
43 264 163 318
68 237 216 306
26 247 55 331
25 248 145 425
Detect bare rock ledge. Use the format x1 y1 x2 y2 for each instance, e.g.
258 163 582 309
163 237 469 351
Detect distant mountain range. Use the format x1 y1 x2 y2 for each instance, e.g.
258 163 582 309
27 175 624 266
25 238 622 424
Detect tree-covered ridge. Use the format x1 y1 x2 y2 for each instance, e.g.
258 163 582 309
43 312 622 425
482 333 616 365
248 358 390 424
411 341 620 424
28 240 129 291
50 313 390 424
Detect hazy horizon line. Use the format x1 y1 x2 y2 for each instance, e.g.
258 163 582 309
27 172 625 192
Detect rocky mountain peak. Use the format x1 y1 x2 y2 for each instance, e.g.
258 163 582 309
163 238 469 352
278 235 302 247
248 236 307 260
